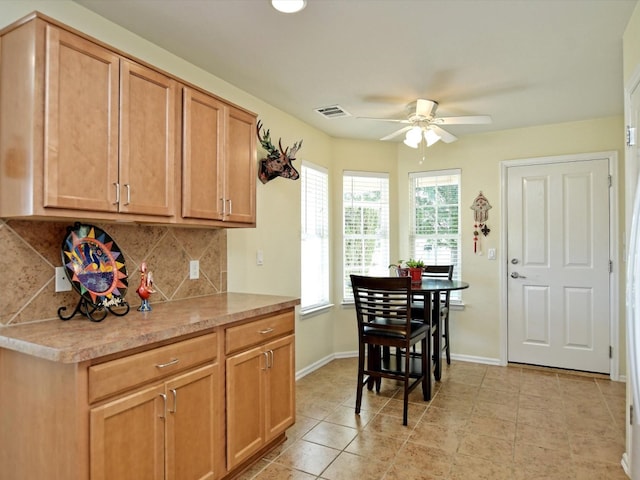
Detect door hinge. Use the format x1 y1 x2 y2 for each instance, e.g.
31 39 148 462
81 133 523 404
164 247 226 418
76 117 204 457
609 260 613 273
608 174 612 188
631 404 634 425
609 345 613 358
628 126 637 147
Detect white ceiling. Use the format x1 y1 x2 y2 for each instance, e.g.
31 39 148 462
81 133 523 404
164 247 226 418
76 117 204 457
73 0 637 142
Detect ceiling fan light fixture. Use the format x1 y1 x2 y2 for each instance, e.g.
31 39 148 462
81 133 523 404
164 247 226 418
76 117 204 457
424 129 441 147
404 126 422 148
271 0 307 13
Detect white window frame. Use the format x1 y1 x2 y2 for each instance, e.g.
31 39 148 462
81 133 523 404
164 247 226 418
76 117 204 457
342 171 390 302
301 161 330 314
409 169 462 302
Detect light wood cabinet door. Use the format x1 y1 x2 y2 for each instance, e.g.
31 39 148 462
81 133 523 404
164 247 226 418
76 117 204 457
224 106 256 224
165 364 217 480
120 59 177 216
182 87 224 220
90 383 166 480
43 24 120 212
265 335 295 441
225 334 295 470
225 345 267 469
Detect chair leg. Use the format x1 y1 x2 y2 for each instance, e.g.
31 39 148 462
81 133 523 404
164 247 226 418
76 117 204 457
356 341 366 414
402 346 411 426
421 336 431 401
444 315 451 365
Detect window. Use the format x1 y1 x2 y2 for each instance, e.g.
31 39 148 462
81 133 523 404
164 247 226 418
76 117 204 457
301 162 330 312
409 170 462 301
343 171 390 301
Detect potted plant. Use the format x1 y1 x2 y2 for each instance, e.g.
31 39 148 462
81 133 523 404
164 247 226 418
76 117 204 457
404 259 425 283
389 259 424 282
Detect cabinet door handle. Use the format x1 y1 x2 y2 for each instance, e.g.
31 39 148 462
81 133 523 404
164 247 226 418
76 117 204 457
169 388 177 413
259 328 274 335
262 351 269 370
124 184 131 205
227 199 233 215
156 358 179 369
113 183 120 205
268 349 274 369
220 198 225 216
159 393 167 419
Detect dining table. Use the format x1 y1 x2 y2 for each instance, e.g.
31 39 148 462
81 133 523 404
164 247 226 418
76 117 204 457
411 277 469 381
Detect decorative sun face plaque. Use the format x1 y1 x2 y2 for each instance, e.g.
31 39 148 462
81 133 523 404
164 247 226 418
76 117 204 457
61 223 128 309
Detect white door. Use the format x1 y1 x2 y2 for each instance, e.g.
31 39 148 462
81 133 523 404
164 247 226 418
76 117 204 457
507 158 610 373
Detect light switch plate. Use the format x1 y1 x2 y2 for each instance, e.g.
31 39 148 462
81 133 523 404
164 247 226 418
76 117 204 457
55 266 72 292
488 248 496 260
189 260 200 280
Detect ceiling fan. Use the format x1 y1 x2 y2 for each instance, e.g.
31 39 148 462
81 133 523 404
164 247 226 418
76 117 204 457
361 99 492 148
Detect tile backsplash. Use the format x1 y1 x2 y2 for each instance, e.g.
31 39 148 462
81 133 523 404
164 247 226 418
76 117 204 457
0 219 227 326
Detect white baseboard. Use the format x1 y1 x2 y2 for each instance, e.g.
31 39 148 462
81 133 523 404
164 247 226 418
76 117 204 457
295 351 501 380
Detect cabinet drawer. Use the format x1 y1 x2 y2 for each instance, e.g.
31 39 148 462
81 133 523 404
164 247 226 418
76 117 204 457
89 332 217 403
225 311 294 355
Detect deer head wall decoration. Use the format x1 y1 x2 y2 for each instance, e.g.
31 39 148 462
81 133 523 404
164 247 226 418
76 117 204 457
256 120 303 184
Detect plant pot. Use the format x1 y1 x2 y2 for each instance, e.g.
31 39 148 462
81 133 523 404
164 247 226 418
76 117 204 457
409 267 423 283
397 267 410 277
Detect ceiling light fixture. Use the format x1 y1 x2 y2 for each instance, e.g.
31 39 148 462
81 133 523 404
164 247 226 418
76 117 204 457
403 126 441 149
271 0 307 13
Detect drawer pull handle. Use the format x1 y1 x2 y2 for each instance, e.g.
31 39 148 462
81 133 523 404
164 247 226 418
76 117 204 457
259 328 274 335
156 358 179 369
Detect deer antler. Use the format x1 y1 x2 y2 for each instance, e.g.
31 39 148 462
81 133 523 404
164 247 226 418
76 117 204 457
278 138 303 159
256 120 279 158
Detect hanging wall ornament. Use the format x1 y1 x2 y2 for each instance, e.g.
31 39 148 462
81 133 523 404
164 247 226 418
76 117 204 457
470 191 492 254
256 120 303 184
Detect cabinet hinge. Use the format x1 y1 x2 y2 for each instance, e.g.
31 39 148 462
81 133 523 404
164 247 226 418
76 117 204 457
609 345 613 358
627 126 637 147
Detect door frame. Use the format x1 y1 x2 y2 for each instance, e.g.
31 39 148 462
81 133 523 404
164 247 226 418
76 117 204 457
499 151 620 380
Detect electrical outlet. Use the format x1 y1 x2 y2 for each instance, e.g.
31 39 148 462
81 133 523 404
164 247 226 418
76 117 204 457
189 260 199 280
55 266 72 292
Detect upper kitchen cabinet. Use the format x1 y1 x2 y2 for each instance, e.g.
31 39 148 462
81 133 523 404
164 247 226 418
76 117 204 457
0 16 178 221
182 86 256 226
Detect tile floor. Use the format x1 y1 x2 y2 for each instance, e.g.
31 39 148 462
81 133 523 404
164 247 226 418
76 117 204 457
236 357 628 479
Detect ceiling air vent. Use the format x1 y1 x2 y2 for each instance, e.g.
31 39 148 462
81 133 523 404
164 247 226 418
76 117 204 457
314 105 350 119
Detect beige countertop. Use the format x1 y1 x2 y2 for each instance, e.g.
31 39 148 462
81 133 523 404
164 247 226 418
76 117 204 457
0 293 299 363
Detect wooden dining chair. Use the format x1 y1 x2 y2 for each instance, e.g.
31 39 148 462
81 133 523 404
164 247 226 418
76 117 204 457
411 265 454 365
350 275 431 425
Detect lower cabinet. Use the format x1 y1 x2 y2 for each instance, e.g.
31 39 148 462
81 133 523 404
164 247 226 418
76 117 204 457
226 334 295 470
90 364 217 480
0 307 296 480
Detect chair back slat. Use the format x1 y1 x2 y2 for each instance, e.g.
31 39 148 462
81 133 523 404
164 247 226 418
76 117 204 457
422 265 453 280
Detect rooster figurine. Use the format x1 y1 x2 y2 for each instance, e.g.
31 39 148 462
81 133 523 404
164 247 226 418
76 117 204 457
136 262 156 312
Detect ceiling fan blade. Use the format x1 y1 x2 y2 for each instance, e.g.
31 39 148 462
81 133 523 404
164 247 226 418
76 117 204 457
357 116 410 124
380 126 412 141
434 115 492 125
430 125 458 143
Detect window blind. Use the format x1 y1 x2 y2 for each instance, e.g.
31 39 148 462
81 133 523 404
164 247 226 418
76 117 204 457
409 170 462 301
301 162 330 312
343 171 390 301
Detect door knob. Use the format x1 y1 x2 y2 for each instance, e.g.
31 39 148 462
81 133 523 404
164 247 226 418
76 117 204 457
510 272 526 279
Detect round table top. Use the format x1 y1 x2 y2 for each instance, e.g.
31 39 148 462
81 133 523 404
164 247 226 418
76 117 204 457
412 278 469 292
